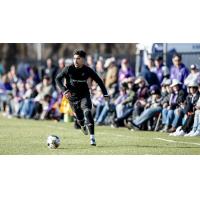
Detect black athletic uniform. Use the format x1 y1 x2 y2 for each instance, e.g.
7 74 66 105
56 64 108 135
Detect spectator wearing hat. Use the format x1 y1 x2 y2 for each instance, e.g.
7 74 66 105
184 64 200 87
170 80 200 136
170 54 189 84
161 79 185 132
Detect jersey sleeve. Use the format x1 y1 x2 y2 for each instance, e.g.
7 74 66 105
55 66 69 93
88 68 108 96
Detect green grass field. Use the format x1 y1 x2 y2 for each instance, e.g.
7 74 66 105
1 115 200 154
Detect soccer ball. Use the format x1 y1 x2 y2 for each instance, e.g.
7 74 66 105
47 135 61 149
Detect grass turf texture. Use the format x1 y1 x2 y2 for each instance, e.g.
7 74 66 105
1 115 200 155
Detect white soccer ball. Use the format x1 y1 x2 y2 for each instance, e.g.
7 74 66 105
47 135 61 149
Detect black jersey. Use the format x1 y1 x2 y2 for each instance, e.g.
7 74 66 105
56 64 108 100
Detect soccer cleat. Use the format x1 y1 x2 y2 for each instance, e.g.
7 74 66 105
81 125 88 135
90 138 96 146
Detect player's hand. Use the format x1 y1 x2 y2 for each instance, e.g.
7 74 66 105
64 91 72 99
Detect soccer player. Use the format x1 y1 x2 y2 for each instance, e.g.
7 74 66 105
56 49 109 146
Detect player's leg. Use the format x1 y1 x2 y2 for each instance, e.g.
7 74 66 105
69 100 88 135
81 96 96 146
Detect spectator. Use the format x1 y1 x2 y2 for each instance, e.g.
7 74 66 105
90 59 106 93
31 75 54 119
184 98 200 137
118 58 134 84
87 55 95 71
170 53 189 83
111 78 137 128
27 66 40 86
152 56 164 83
96 86 128 125
8 65 19 83
131 77 149 122
161 79 185 132
43 58 58 88
104 57 118 98
0 74 12 114
141 58 160 87
147 57 156 72
95 59 106 82
92 86 105 122
130 85 162 130
161 66 170 82
58 58 65 71
16 82 34 118
170 80 200 136
184 64 200 86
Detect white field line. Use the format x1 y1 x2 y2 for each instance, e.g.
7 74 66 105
154 137 200 146
42 125 200 146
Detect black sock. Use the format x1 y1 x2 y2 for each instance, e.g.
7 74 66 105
87 124 94 135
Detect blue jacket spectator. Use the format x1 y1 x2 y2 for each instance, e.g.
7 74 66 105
141 65 160 87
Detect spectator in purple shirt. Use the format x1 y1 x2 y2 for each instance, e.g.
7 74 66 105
170 53 189 83
152 56 164 83
118 58 134 84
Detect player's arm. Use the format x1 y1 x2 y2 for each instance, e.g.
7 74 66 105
55 66 70 96
88 68 109 99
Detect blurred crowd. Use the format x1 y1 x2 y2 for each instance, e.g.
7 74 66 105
1 53 200 137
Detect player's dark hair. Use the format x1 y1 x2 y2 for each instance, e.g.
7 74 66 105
73 49 87 58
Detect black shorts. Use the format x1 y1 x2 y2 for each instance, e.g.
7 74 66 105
69 95 92 120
